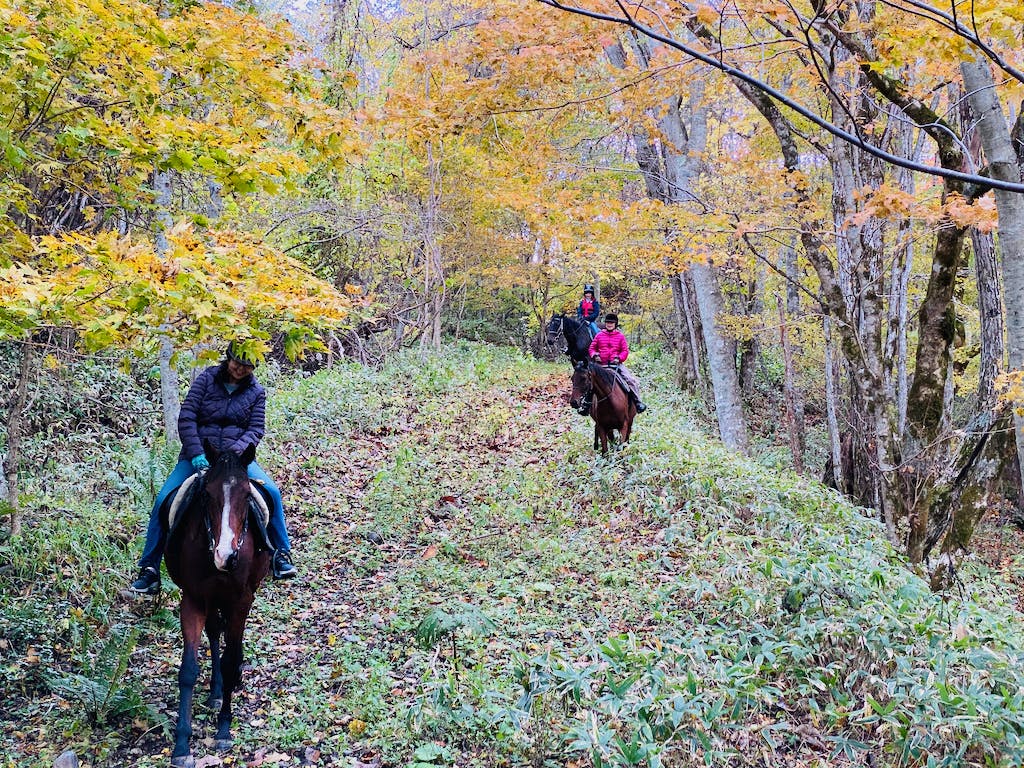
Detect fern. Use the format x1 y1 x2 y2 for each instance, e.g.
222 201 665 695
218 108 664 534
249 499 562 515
414 603 497 650
45 625 155 726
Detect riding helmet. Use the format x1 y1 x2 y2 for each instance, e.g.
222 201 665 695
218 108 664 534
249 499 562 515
604 313 618 325
583 284 595 295
226 341 258 368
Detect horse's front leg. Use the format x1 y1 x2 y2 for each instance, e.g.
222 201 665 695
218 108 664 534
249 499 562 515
173 593 206 768
620 416 633 445
205 611 224 711
214 597 255 752
592 423 599 451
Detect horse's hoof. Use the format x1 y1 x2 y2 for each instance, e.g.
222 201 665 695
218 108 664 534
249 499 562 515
170 755 195 768
214 738 234 753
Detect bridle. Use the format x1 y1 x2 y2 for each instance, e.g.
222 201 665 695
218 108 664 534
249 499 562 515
574 360 614 414
547 315 569 354
198 467 251 558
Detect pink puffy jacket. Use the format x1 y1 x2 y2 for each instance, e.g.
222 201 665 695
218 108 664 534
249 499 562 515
589 328 629 364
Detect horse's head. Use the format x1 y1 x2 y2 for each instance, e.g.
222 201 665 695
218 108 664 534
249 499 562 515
204 443 257 572
569 360 593 414
546 314 566 347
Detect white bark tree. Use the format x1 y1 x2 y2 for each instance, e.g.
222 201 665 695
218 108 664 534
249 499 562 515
960 58 1024 494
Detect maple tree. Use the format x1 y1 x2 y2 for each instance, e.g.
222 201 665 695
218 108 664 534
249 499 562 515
0 0 360 532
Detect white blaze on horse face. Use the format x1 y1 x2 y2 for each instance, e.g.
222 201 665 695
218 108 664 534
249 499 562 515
213 478 238 570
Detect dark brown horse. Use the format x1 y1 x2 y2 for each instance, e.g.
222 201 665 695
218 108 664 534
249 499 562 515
569 360 636 453
164 443 271 768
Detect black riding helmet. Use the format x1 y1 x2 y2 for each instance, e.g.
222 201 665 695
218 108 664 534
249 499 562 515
583 284 595 295
226 341 258 368
604 313 618 325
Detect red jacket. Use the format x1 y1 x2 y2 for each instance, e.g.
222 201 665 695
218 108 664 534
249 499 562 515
589 328 629 364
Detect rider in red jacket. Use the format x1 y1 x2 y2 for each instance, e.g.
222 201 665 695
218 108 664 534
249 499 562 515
588 313 647 413
577 285 601 336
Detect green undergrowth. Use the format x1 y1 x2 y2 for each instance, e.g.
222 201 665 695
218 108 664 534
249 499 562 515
317 353 1024 768
2 342 1024 767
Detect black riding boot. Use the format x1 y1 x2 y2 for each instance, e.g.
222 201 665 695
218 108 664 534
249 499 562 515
632 393 647 413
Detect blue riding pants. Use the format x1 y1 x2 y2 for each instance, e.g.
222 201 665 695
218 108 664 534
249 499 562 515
138 459 291 570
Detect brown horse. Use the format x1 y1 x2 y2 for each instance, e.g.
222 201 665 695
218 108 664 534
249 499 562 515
569 360 636 453
164 442 271 768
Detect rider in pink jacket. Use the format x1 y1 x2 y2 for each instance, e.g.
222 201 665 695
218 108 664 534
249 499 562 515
588 314 647 413
589 321 629 364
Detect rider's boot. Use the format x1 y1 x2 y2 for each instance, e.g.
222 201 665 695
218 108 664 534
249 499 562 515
631 393 648 413
129 566 160 595
273 549 298 580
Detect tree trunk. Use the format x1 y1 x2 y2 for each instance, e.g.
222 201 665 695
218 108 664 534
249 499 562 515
608 33 747 449
154 167 181 446
782 240 807 470
691 260 749 453
670 273 701 391
417 0 445 351
886 122 921 434
420 138 445 350
778 295 804 473
3 341 34 536
662 74 748 453
903 219 968 563
972 230 1004 409
822 318 845 492
830 111 896 531
960 58 1024 502
926 408 1022 589
738 266 764 398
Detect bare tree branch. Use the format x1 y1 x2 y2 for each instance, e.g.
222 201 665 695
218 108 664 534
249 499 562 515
535 0 1024 192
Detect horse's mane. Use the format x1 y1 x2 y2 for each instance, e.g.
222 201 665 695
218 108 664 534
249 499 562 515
590 361 617 389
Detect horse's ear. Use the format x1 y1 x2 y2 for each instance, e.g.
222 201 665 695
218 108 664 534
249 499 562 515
204 439 219 464
240 443 256 466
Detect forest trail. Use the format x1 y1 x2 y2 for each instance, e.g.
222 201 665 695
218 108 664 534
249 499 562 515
14 349 1024 768
123 367 591 766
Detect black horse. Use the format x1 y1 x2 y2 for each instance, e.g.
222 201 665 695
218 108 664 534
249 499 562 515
546 314 596 365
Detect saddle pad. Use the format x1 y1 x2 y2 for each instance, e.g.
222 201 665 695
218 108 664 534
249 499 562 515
166 474 271 530
167 474 199 531
248 481 271 528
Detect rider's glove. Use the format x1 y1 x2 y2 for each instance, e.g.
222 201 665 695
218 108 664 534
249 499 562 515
592 355 601 362
191 454 210 471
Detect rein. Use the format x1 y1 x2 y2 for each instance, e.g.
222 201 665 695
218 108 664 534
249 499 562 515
551 316 569 354
577 361 616 413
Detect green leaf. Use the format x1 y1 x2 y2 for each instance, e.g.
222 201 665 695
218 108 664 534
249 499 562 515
413 603 496 649
412 743 446 762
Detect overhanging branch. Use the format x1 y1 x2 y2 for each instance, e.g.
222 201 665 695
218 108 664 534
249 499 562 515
535 0 1024 193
